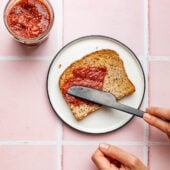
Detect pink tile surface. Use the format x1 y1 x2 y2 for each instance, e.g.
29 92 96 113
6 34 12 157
149 146 170 170
63 145 97 170
63 117 145 142
149 61 170 107
63 0 144 56
149 127 169 142
0 61 57 140
149 0 170 56
63 145 145 170
0 145 57 170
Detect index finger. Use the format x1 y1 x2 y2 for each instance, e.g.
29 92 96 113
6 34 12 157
92 148 117 170
146 107 170 120
99 144 140 168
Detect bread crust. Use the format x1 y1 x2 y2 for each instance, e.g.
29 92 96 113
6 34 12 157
59 49 135 120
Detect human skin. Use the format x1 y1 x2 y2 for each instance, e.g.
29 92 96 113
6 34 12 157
92 107 170 170
143 107 170 139
92 144 147 170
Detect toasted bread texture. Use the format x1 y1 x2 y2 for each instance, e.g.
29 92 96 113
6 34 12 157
59 49 135 120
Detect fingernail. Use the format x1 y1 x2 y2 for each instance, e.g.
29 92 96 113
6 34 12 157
99 143 109 150
143 113 151 120
145 107 149 112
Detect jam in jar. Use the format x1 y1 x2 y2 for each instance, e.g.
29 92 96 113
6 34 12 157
4 0 54 45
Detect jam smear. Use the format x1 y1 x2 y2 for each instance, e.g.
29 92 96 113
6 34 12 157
61 66 107 106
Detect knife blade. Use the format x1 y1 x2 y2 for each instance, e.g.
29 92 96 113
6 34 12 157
67 85 144 118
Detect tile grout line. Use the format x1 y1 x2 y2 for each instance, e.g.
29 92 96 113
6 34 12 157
56 0 64 51
55 0 64 170
0 141 58 145
148 55 170 61
0 140 169 146
143 0 149 167
57 120 63 170
62 140 170 146
0 55 170 61
0 56 53 60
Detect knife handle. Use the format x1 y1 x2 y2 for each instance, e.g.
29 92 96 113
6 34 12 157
111 102 145 118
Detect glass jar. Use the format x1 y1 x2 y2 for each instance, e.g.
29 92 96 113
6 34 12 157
3 0 54 45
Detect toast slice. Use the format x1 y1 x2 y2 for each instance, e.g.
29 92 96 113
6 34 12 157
59 49 135 120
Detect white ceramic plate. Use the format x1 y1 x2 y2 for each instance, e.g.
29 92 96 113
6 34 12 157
47 35 145 134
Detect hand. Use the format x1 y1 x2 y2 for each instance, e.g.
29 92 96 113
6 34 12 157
92 144 147 170
143 107 170 138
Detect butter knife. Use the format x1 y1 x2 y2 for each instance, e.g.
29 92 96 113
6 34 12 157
67 85 145 118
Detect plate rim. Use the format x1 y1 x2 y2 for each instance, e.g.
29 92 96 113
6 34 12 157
46 35 146 134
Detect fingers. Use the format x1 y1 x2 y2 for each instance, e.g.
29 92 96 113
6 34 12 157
98 144 143 168
145 106 170 138
92 144 147 170
146 107 170 120
143 113 170 136
92 148 118 170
